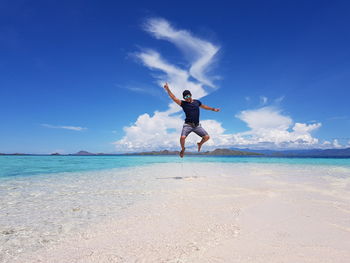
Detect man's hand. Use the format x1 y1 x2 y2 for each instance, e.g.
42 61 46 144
200 104 220 112
163 82 181 106
164 82 169 91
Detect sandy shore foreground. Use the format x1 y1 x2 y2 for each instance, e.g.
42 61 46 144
12 162 350 262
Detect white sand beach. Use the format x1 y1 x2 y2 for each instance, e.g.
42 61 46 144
2 162 350 263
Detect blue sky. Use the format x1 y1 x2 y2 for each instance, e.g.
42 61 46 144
1 0 349 153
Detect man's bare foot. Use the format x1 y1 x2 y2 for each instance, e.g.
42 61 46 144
197 142 202 152
180 148 185 158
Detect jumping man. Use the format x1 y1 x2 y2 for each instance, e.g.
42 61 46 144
163 83 220 158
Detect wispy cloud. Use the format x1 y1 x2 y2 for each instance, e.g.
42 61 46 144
126 86 159 96
260 96 268 105
117 84 162 97
136 49 207 111
143 18 219 88
134 17 220 104
41 124 87 131
274 96 285 104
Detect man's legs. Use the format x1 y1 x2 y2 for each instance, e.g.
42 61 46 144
193 125 210 152
180 136 186 158
197 135 210 152
180 124 193 158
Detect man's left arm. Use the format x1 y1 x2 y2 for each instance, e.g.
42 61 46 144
200 104 220 112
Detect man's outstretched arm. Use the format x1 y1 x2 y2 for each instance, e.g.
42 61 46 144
163 83 181 106
200 104 220 112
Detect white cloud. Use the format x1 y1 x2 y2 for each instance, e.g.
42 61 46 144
321 139 346 149
134 17 219 104
332 139 342 148
232 107 322 148
113 111 227 152
114 105 325 151
143 18 219 88
136 49 207 102
114 111 183 151
236 107 291 131
41 124 87 131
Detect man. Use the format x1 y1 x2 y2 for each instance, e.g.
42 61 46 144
163 83 220 158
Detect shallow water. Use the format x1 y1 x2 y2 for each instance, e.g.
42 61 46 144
1 155 350 179
0 165 162 262
1 157 350 262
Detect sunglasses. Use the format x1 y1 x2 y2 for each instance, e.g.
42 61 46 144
184 95 191 99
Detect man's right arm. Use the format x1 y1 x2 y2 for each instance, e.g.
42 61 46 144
164 83 181 106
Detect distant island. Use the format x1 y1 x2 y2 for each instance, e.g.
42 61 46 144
0 149 260 156
60 149 261 156
123 148 262 156
1 147 350 157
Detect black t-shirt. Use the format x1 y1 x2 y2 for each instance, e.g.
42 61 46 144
181 99 202 124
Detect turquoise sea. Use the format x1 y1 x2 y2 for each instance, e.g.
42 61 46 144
1 155 350 179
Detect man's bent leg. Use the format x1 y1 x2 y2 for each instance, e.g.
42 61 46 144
180 136 186 158
193 125 210 152
197 135 210 152
180 124 193 158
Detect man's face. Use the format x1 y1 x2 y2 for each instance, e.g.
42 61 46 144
184 94 192 102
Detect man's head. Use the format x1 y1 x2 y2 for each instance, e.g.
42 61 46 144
183 90 192 102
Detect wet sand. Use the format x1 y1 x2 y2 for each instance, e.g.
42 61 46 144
4 162 350 263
